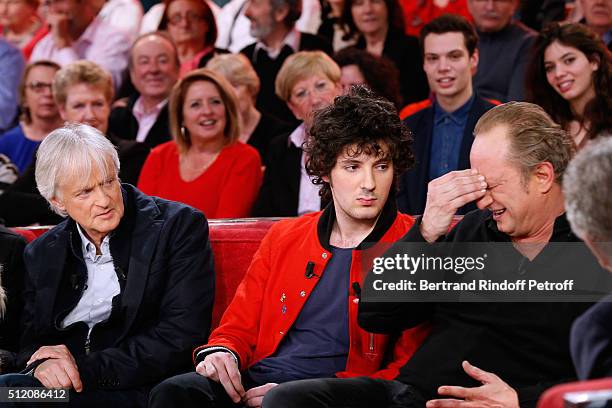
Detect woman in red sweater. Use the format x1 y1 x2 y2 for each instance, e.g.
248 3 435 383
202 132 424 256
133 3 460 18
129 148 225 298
137 69 263 219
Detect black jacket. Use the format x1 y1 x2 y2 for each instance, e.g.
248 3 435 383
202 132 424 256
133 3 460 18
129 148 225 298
18 185 215 391
397 95 499 215
355 30 429 106
108 94 171 149
241 32 333 125
0 226 27 359
359 211 606 407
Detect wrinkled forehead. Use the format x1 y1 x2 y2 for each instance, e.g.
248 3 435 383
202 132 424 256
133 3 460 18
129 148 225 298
470 126 511 176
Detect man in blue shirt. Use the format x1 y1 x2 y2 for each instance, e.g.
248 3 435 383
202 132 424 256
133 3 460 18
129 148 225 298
397 14 499 215
0 39 25 134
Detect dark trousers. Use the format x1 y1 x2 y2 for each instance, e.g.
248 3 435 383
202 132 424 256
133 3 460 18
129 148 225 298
149 371 261 408
0 373 148 408
261 377 426 408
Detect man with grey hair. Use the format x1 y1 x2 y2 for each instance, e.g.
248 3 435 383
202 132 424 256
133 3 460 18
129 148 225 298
240 0 332 123
0 124 214 407
565 137 612 380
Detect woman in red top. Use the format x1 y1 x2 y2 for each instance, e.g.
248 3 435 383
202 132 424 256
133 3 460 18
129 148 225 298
0 0 48 61
138 69 263 219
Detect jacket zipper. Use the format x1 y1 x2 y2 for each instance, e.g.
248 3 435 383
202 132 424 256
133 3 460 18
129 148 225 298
369 333 374 352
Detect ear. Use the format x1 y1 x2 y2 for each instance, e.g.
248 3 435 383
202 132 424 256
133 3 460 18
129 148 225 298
470 48 479 76
58 104 68 122
589 54 600 73
531 161 555 193
273 3 289 23
50 195 67 214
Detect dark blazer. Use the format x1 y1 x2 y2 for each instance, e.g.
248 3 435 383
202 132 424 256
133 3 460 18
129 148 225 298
18 184 215 391
252 131 302 217
241 32 333 124
571 294 612 380
397 94 499 215
355 30 429 106
0 226 27 362
108 94 171 149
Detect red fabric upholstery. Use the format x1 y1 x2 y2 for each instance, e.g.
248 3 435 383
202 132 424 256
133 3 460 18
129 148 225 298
11 215 462 330
208 219 278 328
537 378 612 408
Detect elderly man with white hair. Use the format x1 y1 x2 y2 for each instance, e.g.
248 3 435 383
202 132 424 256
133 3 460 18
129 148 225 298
0 123 214 408
565 137 612 380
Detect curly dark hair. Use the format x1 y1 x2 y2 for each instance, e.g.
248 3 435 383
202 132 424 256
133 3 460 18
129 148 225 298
526 22 612 141
341 0 405 40
419 14 478 57
334 47 403 109
305 86 414 201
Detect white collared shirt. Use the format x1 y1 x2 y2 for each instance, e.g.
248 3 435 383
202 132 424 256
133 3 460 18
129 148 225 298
289 124 321 215
62 225 120 332
132 97 167 143
254 29 301 60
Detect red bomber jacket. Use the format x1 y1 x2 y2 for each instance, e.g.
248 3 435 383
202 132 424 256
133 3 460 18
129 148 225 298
193 201 430 380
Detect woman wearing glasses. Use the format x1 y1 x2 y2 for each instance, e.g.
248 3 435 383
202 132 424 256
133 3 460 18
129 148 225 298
0 60 61 174
160 0 222 77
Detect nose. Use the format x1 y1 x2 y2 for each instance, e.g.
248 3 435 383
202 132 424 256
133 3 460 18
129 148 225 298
438 56 450 72
361 167 376 191
83 104 95 119
93 185 111 207
476 190 493 210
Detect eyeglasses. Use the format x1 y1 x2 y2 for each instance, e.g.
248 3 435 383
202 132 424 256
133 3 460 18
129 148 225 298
26 81 53 93
290 80 335 104
167 12 206 25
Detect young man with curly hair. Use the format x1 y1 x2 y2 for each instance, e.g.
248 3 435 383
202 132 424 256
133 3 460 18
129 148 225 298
149 87 429 408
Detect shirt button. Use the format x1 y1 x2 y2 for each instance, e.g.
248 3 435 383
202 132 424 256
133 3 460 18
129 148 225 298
322 252 328 259
300 291 306 297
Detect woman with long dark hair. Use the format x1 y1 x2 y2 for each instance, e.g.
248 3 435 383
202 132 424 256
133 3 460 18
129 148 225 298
526 22 611 147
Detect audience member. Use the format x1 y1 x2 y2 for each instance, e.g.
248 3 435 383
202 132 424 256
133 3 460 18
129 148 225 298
334 46 402 109
399 0 471 36
215 0 321 53
92 0 144 41
565 137 612 379
397 14 498 215
148 86 427 408
468 0 536 102
0 60 149 227
580 0 611 48
240 0 332 124
160 0 222 76
0 0 48 61
30 0 131 91
206 53 291 165
140 0 220 34
264 101 603 408
138 69 263 218
526 22 611 148
519 0 565 31
318 0 356 51
0 123 214 407
0 61 62 174
0 226 27 373
342 0 429 106
253 51 341 217
0 38 25 134
109 32 178 150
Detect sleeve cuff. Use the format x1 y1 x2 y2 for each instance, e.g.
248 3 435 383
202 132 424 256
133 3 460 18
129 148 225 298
194 346 240 368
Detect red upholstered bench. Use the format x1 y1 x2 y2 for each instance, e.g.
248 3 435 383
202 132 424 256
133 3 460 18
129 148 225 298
11 215 461 330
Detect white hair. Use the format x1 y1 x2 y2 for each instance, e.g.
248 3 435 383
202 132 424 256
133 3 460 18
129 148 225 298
563 136 612 242
35 123 120 217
